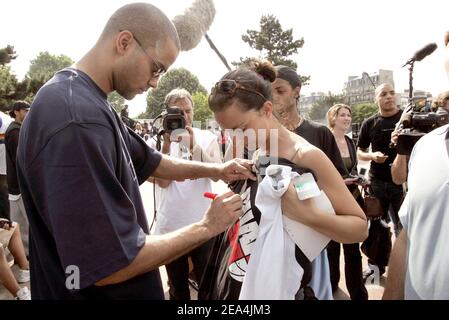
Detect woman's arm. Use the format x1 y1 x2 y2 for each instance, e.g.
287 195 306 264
282 146 368 243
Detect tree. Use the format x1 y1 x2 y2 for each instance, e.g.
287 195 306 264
27 51 73 80
192 92 213 129
144 68 207 119
0 49 74 112
351 102 378 124
107 91 126 114
23 51 74 100
0 66 19 111
235 14 310 85
0 45 21 111
308 92 346 121
0 45 17 66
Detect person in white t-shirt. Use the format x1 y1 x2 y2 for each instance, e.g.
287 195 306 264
152 88 222 300
383 30 449 300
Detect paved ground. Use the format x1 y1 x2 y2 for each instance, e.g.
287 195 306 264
0 263 30 300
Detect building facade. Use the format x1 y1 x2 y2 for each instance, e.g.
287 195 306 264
344 70 394 104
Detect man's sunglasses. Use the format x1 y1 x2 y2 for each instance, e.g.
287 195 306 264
210 80 267 101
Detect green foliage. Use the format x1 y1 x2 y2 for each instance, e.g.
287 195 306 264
144 68 207 119
27 51 73 80
192 92 213 129
0 49 74 112
308 92 346 121
0 45 17 66
107 91 126 114
23 51 74 102
0 66 19 111
136 111 148 119
351 102 379 124
235 14 310 85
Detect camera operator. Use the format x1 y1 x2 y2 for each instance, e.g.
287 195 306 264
151 88 221 300
357 83 404 280
391 90 449 185
16 3 254 300
384 31 449 299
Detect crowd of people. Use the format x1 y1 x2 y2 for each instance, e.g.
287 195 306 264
1 2 449 301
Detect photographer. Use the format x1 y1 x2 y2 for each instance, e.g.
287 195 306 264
384 31 449 300
391 90 449 185
16 3 254 300
357 83 404 280
152 88 221 300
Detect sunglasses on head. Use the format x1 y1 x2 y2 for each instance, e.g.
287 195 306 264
211 79 267 101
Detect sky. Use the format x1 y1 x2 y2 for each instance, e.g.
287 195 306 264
2 0 449 117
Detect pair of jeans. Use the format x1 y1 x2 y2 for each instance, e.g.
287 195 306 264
327 240 368 300
165 239 213 300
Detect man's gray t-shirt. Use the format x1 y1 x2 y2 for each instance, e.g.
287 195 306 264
399 124 449 299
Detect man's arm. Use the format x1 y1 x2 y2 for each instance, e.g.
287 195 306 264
95 191 242 286
383 230 407 300
152 130 223 187
357 147 374 162
5 128 20 167
390 129 408 185
357 147 389 164
391 154 408 185
149 154 255 183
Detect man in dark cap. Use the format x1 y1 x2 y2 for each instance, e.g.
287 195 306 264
272 66 346 176
5 101 30 255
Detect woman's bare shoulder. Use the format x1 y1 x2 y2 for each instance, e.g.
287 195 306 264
291 135 326 164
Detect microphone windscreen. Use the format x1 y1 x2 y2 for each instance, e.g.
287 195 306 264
173 0 216 51
414 43 437 61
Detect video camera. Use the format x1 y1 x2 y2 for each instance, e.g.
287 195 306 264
394 97 449 155
152 106 186 136
151 105 186 151
161 106 186 134
392 42 449 155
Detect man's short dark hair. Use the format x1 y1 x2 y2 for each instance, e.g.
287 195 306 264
275 65 302 90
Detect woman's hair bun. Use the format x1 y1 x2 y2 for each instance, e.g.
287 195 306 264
249 59 277 83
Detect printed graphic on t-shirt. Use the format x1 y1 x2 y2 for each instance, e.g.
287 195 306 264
227 186 259 282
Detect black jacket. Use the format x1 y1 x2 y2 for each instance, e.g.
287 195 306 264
294 119 347 177
5 121 21 195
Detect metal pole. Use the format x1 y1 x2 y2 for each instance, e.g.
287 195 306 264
408 62 414 102
205 34 232 72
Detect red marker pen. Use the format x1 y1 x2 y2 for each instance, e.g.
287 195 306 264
203 192 218 200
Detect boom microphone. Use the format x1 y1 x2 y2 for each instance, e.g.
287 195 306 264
172 0 232 71
403 43 437 67
172 0 216 51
